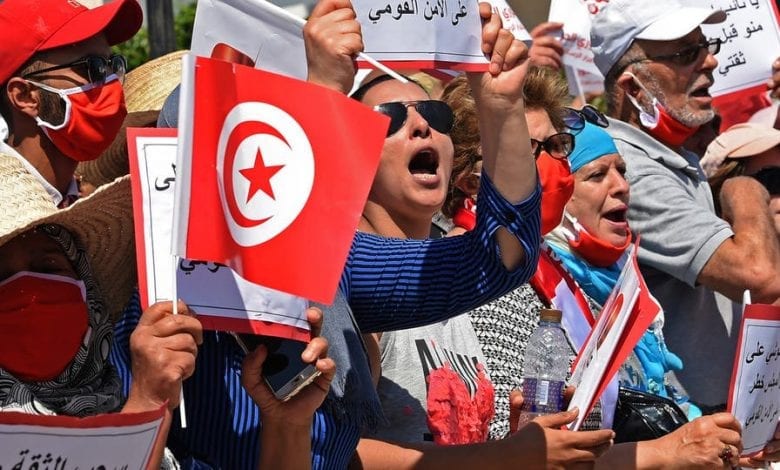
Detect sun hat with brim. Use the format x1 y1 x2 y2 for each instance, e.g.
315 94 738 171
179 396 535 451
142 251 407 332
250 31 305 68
77 50 186 189
701 123 780 177
0 153 135 321
0 0 143 85
591 0 726 77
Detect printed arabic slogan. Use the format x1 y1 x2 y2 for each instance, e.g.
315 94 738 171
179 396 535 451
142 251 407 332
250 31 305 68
699 0 780 97
127 128 311 340
0 405 165 470
352 0 489 70
728 303 780 456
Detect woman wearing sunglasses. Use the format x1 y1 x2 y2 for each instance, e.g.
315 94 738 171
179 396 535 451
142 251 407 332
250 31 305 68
351 27 616 463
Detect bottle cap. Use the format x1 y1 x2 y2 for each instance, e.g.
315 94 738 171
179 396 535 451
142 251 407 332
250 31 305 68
540 308 562 323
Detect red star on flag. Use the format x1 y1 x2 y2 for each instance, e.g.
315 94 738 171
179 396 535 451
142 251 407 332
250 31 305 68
239 148 285 202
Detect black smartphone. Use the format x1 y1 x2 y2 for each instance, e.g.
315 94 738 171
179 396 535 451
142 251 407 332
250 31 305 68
233 334 320 402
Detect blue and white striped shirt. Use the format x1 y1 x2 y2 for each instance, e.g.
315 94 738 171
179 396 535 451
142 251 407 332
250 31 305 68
111 175 541 469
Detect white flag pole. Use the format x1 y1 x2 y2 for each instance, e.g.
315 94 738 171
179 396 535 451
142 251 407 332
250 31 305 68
171 254 187 429
272 4 408 84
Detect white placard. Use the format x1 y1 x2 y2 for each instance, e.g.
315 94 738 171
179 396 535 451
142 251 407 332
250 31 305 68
128 129 309 338
699 0 780 96
352 0 489 69
190 0 307 80
488 0 532 42
728 304 780 456
0 408 164 470
549 0 603 78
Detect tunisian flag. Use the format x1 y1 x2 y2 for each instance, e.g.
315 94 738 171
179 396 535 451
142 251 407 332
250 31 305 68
173 55 388 304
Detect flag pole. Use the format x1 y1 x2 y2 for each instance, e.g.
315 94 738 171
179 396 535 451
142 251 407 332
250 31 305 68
172 254 187 428
275 5 408 84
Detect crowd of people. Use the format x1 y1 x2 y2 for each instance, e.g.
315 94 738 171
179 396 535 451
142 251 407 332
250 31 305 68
1 0 779 468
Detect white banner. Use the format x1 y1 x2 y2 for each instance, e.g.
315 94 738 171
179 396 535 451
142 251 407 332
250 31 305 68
488 0 532 42
728 303 780 456
549 0 603 78
699 0 780 96
190 0 307 79
352 0 489 70
0 406 165 470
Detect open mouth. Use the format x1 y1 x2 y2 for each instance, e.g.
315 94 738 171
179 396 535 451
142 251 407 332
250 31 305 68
690 82 713 98
409 150 439 176
603 208 627 223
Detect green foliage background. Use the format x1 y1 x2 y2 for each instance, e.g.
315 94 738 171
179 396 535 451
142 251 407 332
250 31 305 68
114 1 197 71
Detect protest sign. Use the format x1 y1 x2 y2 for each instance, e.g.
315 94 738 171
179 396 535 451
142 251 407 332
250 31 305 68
190 0 307 80
352 0 489 70
728 303 780 456
0 406 165 470
487 0 531 42
173 55 388 304
127 128 311 340
567 241 662 430
549 0 603 78
699 0 780 97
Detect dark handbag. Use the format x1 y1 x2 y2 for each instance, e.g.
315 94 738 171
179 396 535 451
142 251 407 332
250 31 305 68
612 387 689 443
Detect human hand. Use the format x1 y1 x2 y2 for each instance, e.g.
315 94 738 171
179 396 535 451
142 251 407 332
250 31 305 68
643 412 742 469
303 0 363 95
768 57 780 100
529 22 564 70
508 408 614 469
740 421 780 467
240 307 336 428
508 386 576 434
125 301 202 412
466 2 530 107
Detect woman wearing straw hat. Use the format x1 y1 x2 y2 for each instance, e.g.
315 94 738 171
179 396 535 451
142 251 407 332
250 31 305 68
0 153 199 467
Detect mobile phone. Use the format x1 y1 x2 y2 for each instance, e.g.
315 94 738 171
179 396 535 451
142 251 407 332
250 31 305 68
233 333 320 402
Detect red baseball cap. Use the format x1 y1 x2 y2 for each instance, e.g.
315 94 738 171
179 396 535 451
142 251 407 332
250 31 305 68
0 0 143 84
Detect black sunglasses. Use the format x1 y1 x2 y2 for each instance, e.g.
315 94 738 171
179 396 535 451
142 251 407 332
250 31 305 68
23 54 127 84
531 132 575 160
752 166 779 195
563 105 609 134
624 38 721 69
374 100 454 137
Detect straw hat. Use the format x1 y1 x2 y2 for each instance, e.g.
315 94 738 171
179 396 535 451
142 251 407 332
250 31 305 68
77 50 186 190
0 153 135 321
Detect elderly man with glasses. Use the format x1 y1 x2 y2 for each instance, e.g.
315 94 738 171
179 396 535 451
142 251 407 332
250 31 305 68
590 1 780 464
0 0 142 208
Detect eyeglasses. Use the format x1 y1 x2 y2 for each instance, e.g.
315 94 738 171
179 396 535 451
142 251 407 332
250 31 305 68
374 100 454 137
563 105 609 134
752 166 779 195
23 54 127 84
623 38 721 69
531 132 575 159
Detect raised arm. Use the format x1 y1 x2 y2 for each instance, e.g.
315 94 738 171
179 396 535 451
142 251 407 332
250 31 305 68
467 3 539 271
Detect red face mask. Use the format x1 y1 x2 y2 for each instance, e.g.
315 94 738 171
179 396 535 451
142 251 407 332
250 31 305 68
624 72 699 147
564 213 632 267
30 76 127 162
537 151 575 235
0 272 89 382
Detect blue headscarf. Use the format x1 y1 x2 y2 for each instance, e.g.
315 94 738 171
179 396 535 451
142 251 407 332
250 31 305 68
568 122 619 172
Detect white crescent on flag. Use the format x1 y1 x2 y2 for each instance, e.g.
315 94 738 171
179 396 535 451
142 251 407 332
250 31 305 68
216 102 315 247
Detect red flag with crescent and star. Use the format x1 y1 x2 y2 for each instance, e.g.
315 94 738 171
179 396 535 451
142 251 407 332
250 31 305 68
173 55 388 304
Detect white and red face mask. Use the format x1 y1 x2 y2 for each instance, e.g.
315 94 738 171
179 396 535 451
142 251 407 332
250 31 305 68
28 75 127 162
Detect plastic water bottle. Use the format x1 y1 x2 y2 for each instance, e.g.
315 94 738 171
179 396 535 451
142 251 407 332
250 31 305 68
518 308 570 426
